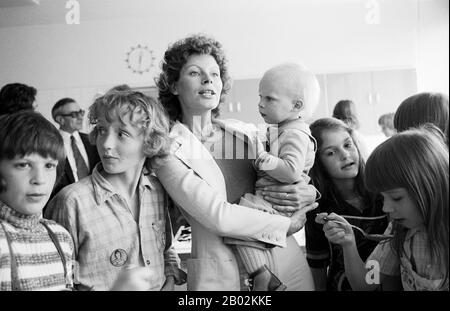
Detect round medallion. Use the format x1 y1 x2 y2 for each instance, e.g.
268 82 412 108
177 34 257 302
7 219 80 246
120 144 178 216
110 248 128 267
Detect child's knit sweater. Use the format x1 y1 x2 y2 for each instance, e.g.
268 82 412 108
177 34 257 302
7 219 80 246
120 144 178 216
0 201 74 291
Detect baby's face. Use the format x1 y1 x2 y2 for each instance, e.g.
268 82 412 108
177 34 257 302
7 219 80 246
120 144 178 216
0 153 58 215
258 74 298 124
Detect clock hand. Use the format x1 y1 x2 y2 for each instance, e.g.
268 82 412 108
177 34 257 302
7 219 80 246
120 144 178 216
138 51 143 69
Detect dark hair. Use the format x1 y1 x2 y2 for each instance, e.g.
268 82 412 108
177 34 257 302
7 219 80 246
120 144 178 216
365 125 449 289
0 111 65 192
394 92 449 144
0 83 37 115
332 99 359 129
51 97 77 121
309 117 373 208
88 87 171 168
156 34 231 123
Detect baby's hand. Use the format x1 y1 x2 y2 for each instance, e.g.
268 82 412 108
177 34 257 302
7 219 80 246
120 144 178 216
110 265 156 291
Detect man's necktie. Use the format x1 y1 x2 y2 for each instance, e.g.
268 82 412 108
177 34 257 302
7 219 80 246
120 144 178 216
71 135 89 180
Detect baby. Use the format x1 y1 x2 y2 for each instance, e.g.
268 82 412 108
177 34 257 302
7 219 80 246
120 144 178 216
234 63 320 290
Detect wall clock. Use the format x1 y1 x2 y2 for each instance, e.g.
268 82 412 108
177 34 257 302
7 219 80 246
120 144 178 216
125 44 156 74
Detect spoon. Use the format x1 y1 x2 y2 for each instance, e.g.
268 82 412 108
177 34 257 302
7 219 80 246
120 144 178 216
323 216 393 242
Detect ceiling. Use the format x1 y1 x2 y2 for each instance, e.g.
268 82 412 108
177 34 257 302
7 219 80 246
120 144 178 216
0 0 443 29
0 0 40 8
0 0 374 28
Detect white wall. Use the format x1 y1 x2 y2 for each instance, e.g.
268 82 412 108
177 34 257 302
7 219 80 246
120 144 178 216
0 0 446 123
416 0 449 94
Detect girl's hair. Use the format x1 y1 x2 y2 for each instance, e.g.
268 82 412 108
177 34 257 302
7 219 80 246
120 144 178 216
394 92 449 145
365 125 449 288
309 117 373 208
0 111 65 192
88 87 171 168
155 34 232 123
332 99 359 130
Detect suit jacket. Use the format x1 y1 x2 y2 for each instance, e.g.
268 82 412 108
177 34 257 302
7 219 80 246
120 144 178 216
51 132 100 201
153 121 291 291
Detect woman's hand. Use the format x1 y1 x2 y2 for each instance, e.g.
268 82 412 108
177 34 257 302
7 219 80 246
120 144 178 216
316 212 355 247
262 183 317 214
287 202 319 236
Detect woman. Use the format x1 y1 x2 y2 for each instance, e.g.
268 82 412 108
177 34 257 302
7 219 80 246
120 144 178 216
153 34 317 290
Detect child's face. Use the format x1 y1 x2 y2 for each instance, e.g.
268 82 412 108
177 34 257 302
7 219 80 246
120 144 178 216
0 154 58 215
381 188 423 229
319 129 360 181
95 114 146 176
258 75 298 124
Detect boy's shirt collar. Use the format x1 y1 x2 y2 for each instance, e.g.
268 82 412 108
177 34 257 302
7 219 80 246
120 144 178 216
90 163 154 205
0 200 41 230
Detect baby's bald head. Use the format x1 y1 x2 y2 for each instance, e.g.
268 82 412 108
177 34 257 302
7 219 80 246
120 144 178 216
261 63 320 118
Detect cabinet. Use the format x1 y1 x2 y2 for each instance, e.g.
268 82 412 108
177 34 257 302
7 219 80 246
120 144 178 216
324 69 417 135
224 69 417 136
219 79 264 126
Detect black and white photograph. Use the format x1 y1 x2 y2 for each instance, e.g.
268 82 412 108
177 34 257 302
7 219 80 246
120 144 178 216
0 0 448 305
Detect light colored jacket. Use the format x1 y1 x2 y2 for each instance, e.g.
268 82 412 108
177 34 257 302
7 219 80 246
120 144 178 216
153 120 290 290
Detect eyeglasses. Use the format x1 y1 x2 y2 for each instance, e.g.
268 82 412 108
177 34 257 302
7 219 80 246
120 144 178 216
58 109 85 118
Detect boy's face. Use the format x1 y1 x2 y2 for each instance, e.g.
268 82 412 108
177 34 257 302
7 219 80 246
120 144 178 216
0 154 58 215
258 74 298 124
95 114 146 176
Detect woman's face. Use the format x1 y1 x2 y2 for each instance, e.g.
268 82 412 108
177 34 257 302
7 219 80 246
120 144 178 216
319 129 360 181
172 54 223 115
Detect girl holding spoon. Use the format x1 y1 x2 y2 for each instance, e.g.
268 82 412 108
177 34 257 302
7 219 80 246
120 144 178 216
318 125 449 291
305 118 388 291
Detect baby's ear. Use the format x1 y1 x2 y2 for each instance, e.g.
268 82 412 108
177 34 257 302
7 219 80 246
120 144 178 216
293 99 304 111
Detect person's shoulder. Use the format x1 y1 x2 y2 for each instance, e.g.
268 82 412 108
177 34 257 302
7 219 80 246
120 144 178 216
57 177 94 198
39 219 75 246
48 178 95 215
40 218 70 235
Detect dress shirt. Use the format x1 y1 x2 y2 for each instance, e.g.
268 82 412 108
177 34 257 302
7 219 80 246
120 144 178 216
59 130 90 182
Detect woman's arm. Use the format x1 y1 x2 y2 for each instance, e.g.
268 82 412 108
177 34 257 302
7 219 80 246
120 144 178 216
153 155 316 247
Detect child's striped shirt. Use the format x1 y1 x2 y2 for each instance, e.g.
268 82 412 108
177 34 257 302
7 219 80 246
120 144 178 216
0 201 74 291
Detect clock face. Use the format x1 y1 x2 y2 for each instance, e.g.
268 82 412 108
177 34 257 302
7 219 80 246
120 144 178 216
125 45 156 74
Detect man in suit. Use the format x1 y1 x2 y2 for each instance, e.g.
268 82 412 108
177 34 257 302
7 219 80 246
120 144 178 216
49 98 100 200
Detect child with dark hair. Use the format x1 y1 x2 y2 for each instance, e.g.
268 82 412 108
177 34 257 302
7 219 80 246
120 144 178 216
0 83 37 115
305 117 387 291
0 111 72 290
318 125 449 290
394 92 449 145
